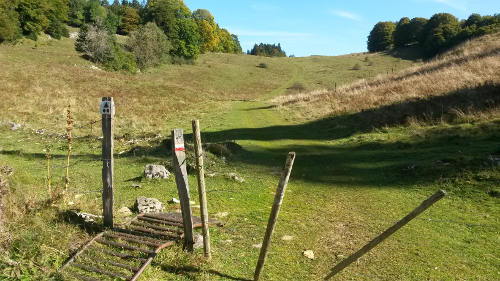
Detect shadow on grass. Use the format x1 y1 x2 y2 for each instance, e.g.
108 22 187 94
199 83 499 143
159 265 252 281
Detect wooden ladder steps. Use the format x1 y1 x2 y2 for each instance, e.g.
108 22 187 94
60 212 220 281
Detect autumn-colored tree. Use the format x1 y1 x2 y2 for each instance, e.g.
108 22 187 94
193 9 218 52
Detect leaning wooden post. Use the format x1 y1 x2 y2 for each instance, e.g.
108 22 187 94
324 190 446 280
192 120 211 259
254 152 296 281
101 97 115 228
172 129 195 252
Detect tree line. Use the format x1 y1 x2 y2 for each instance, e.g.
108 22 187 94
0 0 242 69
367 13 499 57
247 43 287 57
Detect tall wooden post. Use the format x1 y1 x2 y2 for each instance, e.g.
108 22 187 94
101 97 115 228
171 129 194 252
254 152 296 281
192 120 211 259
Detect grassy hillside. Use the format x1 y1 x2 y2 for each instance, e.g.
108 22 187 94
0 32 498 281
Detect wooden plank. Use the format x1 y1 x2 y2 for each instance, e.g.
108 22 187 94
89 246 147 263
171 129 194 252
79 254 139 272
192 120 211 259
254 152 296 281
132 221 182 234
95 238 155 255
71 262 132 280
138 216 184 229
324 190 447 280
101 97 115 228
129 226 181 239
104 232 162 248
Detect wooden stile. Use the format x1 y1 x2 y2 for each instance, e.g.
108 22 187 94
171 129 195 252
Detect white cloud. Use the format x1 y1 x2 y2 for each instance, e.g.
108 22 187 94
330 10 362 21
433 0 467 11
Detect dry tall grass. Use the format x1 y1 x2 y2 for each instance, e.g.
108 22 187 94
273 33 500 124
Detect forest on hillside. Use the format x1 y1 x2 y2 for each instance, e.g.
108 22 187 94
367 12 499 57
0 0 243 71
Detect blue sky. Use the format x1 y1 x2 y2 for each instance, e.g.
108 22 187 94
184 0 499 57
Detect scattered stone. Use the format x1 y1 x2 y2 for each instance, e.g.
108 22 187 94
215 212 229 218
303 250 315 260
134 196 164 214
68 201 75 206
69 32 78 39
221 239 233 244
131 183 142 188
36 129 47 135
0 166 13 176
226 172 244 183
194 233 204 249
252 243 262 249
144 164 171 179
169 198 180 204
74 211 102 223
117 206 133 217
335 254 346 259
10 122 21 131
281 235 294 241
205 172 216 178
74 194 83 199
90 65 101 71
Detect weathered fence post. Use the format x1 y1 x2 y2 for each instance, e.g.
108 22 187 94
171 129 195 252
101 97 115 228
192 120 211 259
324 190 446 280
254 152 296 281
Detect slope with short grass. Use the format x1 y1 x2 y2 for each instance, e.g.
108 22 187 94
0 32 498 281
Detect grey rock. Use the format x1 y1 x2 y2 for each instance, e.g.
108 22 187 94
169 198 180 204
74 211 102 223
144 164 171 179
226 173 244 183
36 129 47 135
194 233 204 249
10 123 21 131
135 196 164 214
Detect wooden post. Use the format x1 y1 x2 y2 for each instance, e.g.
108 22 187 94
324 190 446 280
171 129 194 252
254 152 296 281
101 97 115 228
192 120 211 259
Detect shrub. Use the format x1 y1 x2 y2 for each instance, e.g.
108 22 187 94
104 43 137 72
126 22 171 70
75 23 136 73
352 63 362 70
257 62 268 68
75 23 113 63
